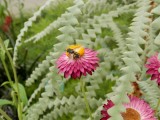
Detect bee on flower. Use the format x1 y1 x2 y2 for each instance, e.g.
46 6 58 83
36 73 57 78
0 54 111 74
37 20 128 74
56 44 99 79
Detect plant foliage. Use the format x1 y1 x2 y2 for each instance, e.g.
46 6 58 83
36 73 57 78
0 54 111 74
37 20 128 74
1 0 160 119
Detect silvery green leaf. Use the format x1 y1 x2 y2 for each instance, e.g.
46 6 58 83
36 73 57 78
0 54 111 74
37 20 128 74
151 5 160 15
154 32 160 45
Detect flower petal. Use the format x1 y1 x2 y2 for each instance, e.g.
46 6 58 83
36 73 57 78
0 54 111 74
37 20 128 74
56 47 99 79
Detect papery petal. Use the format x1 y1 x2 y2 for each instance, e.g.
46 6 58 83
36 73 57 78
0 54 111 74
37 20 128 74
101 96 157 120
56 47 99 79
151 74 158 80
146 69 156 74
145 53 160 85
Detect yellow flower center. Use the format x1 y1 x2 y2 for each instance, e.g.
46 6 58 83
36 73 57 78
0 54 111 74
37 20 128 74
121 108 141 120
66 45 85 59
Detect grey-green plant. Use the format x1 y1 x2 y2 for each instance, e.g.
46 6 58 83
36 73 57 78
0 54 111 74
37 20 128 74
0 0 160 120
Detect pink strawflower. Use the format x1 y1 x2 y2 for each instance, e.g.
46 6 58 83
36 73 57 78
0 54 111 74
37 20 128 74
56 45 99 79
101 96 157 120
145 53 160 85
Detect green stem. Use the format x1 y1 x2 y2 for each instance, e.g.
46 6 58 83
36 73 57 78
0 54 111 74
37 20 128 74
0 108 12 120
0 116 3 120
0 58 13 87
155 98 160 114
80 80 93 120
0 38 22 120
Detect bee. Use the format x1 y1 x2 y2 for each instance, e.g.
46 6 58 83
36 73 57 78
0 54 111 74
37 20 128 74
66 45 85 59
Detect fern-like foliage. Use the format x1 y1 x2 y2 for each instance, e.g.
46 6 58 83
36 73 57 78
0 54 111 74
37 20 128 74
138 79 160 116
107 0 156 119
12 0 160 119
13 0 62 65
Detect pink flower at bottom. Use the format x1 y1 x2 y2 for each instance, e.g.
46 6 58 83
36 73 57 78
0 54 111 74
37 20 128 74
101 100 114 120
145 53 160 85
101 96 157 120
56 45 99 79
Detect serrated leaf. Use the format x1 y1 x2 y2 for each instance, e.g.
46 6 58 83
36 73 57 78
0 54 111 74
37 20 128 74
152 17 160 32
58 26 77 35
56 34 74 42
68 17 79 25
151 5 160 15
127 44 143 53
67 6 82 15
154 32 160 45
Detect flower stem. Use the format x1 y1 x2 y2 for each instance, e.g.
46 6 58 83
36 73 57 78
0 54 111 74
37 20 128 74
6 52 22 120
0 57 13 86
0 108 12 120
80 80 93 120
0 37 22 120
155 98 160 114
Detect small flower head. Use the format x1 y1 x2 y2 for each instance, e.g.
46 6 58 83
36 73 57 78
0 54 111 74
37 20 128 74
101 96 156 120
56 44 99 79
145 53 160 85
4 16 12 26
1 16 12 32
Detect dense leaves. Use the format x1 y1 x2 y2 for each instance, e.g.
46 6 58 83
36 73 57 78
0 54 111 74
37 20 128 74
0 0 160 120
